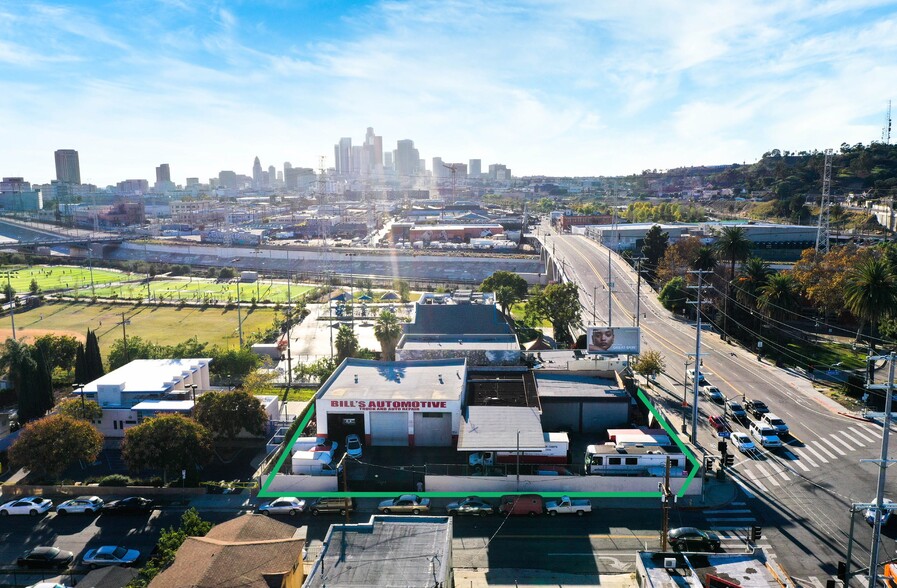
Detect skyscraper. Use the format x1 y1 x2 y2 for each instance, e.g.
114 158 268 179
156 164 171 183
469 159 481 179
395 140 419 178
252 157 263 188
268 165 276 187
336 138 352 176
54 149 81 184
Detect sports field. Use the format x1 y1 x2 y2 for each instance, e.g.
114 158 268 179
0 301 277 357
0 265 129 293
74 279 315 304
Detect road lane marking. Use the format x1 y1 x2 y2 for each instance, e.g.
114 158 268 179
807 441 837 460
729 476 756 499
848 427 877 443
753 462 781 486
822 434 851 454
783 451 812 471
815 437 845 457
832 431 864 449
743 469 769 492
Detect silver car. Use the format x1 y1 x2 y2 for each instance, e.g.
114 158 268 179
82 545 140 568
56 496 104 515
378 494 431 514
257 497 306 516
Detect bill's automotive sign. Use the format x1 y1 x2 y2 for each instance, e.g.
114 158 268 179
329 400 448 411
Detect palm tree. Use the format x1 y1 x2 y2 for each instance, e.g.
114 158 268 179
714 226 752 338
691 246 718 272
845 258 897 381
757 273 799 321
736 257 772 310
374 311 403 361
335 324 358 363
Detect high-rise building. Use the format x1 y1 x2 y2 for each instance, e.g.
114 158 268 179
469 159 481 179
488 163 511 181
268 165 276 187
155 164 171 184
395 140 419 178
336 138 352 175
54 149 81 184
363 127 383 175
284 161 292 172
186 177 199 186
252 157 263 188
432 157 445 179
219 170 238 191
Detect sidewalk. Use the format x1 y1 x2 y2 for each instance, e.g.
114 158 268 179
454 569 636 588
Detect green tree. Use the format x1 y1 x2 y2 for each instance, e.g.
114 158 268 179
335 324 359 363
74 343 87 385
85 329 105 379
121 414 212 484
374 311 403 361
194 390 267 440
9 414 103 480
295 356 339 384
3 282 15 303
632 349 666 385
208 347 262 386
757 272 799 320
1 340 54 423
481 271 529 315
845 257 897 381
714 226 752 338
735 257 772 311
659 277 688 314
524 282 582 345
641 225 669 283
128 508 213 588
357 278 374 296
218 267 236 280
33 334 79 372
55 397 103 421
29 278 40 295
393 279 411 302
691 246 718 272
108 336 161 370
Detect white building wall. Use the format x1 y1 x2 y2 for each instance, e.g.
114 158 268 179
424 474 700 495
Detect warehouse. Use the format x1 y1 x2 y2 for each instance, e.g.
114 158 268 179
315 358 467 447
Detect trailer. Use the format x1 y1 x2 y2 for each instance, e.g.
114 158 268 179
469 432 569 466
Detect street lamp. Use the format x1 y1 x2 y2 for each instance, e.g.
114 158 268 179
188 384 198 416
4 271 16 340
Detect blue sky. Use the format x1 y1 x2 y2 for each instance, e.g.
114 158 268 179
2 0 895 185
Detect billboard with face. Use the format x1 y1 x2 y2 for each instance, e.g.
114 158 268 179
586 326 641 355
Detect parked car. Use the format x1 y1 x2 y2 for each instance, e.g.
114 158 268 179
56 496 104 515
17 547 74 569
499 494 544 517
446 497 495 516
731 432 756 454
727 400 748 420
257 497 306 516
378 494 430 514
686 369 707 386
25 583 70 588
700 385 724 403
745 399 770 418
81 545 140 568
668 527 721 552
749 422 782 448
761 413 790 436
708 415 731 438
864 498 894 526
0 496 53 516
102 497 154 514
345 434 363 459
545 496 592 516
308 497 355 516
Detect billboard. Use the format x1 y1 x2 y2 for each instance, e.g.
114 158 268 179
587 326 641 355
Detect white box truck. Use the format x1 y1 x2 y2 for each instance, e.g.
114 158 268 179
469 432 569 466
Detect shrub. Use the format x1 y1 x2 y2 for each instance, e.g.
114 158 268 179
98 474 132 486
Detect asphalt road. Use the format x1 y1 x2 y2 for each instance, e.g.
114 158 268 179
543 228 897 585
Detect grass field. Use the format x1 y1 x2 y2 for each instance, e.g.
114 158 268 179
0 265 129 293
73 279 315 304
0 301 277 357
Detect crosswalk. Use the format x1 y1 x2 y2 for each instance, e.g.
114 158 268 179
703 502 775 556
733 424 883 493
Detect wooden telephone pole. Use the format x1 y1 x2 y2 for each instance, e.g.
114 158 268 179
660 457 672 551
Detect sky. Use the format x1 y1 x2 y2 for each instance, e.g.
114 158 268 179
1 0 896 186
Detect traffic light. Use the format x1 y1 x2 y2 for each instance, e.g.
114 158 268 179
836 561 847 583
750 526 762 541
725 453 735 467
704 457 714 473
718 440 727 452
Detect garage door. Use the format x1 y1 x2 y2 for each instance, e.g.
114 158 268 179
413 412 452 446
582 402 629 433
370 412 409 446
541 402 581 432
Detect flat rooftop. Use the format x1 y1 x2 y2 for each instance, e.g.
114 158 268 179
639 549 780 588
304 516 452 588
398 334 519 351
82 358 211 394
536 372 627 399
587 444 683 456
457 406 545 452
318 358 466 402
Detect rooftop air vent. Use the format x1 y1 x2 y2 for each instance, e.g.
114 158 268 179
354 374 358 384
663 558 677 569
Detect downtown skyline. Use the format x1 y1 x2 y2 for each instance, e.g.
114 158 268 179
2 1 895 185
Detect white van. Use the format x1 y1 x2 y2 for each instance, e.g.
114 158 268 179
749 422 782 448
761 413 789 436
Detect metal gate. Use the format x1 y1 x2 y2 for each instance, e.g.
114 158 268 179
370 412 408 446
413 412 451 446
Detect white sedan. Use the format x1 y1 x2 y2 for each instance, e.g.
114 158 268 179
0 496 53 516
257 497 306 516
56 496 104 515
82 545 140 568
864 498 894 526
731 432 755 454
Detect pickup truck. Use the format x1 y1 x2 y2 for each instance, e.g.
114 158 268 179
545 496 592 516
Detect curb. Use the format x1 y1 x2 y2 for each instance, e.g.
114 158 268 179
837 411 875 423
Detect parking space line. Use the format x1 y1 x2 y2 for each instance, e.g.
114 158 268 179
743 469 768 492
753 463 780 486
783 451 811 471
848 427 877 444
817 437 847 456
802 442 833 462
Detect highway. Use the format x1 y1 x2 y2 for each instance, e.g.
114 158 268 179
543 229 897 585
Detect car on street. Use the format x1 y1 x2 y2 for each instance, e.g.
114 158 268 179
745 399 770 417
668 527 721 552
102 497 154 514
708 415 731 438
308 497 355 516
0 496 53 516
446 497 495 516
17 547 74 569
81 545 141 568
864 498 894 526
749 422 782 448
56 496 104 515
686 369 707 386
731 432 756 453
257 497 306 516
345 433 363 459
700 385 725 403
761 413 790 436
727 400 748 420
378 494 431 514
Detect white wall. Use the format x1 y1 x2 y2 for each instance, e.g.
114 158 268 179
424 474 700 495
265 474 339 493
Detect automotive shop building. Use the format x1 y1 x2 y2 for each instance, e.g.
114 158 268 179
315 358 467 447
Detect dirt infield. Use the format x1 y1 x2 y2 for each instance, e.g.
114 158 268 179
0 327 85 343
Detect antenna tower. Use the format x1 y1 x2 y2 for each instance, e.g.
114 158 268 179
883 100 892 145
815 148 833 254
442 163 457 205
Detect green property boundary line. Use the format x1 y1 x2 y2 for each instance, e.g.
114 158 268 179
259 387 701 498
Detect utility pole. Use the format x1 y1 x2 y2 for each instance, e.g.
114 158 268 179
660 456 672 551
119 313 130 363
687 270 712 444
6 272 16 340
236 280 244 347
285 270 293 388
592 285 597 324
634 257 644 329
862 353 895 588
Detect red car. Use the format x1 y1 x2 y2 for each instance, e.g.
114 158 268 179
708 416 731 438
